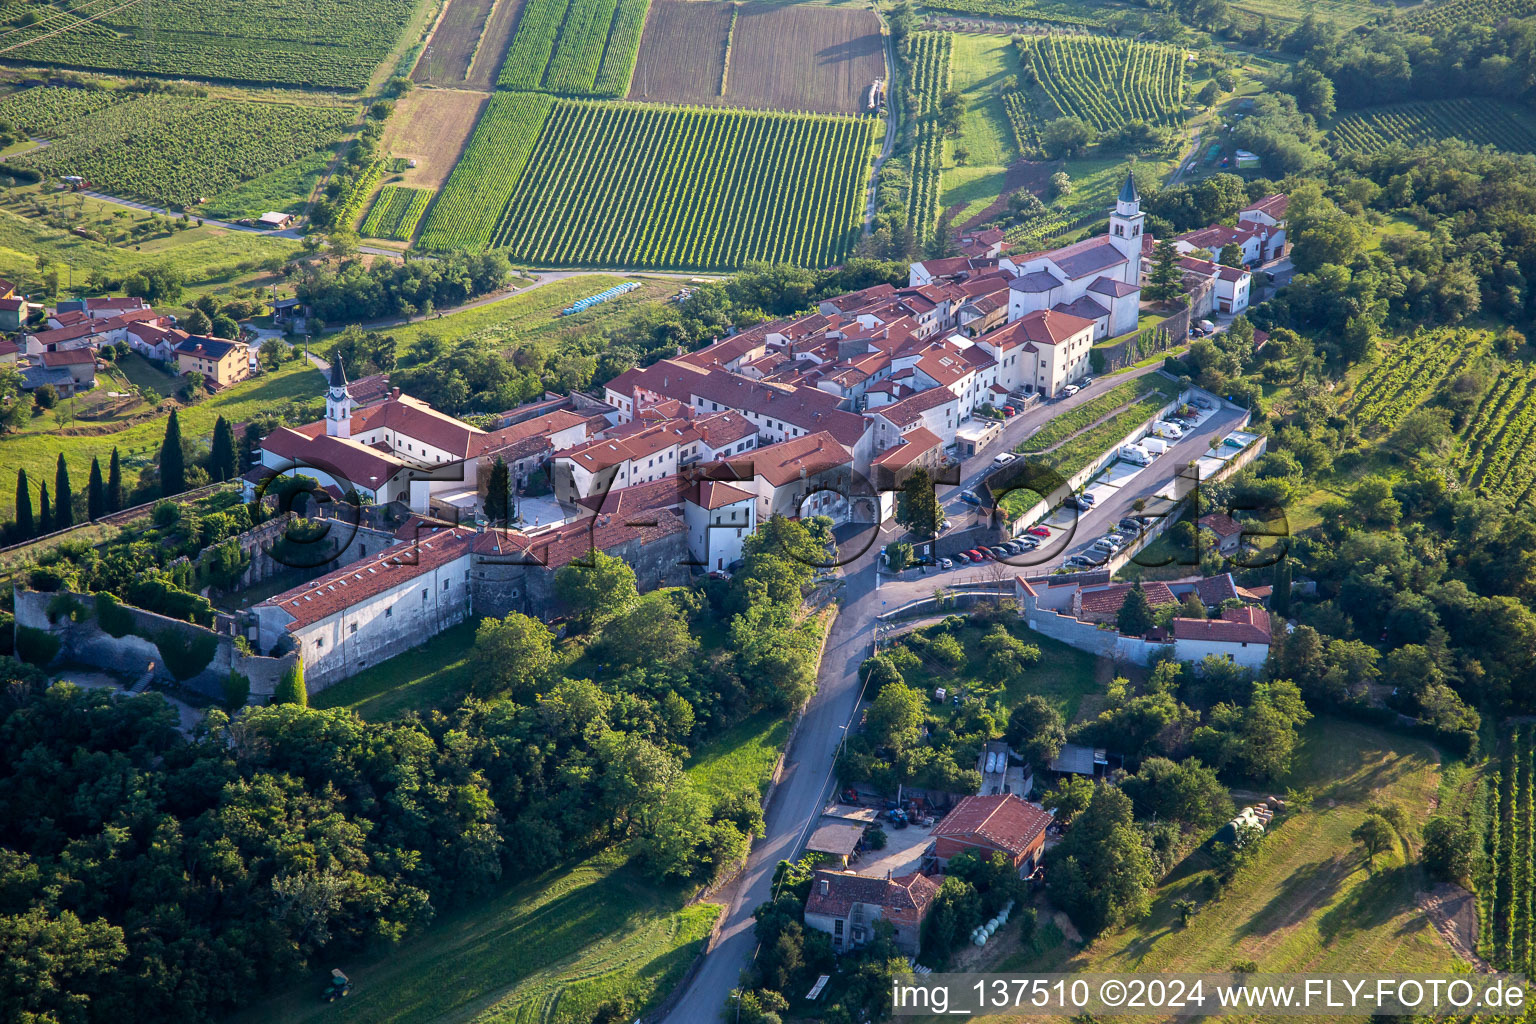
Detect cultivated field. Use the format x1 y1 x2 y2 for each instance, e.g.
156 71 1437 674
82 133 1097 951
0 84 131 135
1017 35 1187 132
921 0 1121 27
15 92 354 209
0 0 423 89
413 0 500 85
1343 327 1488 435
421 97 874 269
497 0 651 95
467 0 528 88
1401 0 1536 30
628 2 884 114
1229 0 1388 28
378 88 491 189
1329 98 1536 155
908 31 953 242
1457 361 1536 505
362 185 434 241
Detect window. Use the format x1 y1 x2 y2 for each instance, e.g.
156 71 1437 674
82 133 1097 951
444 579 450 590
349 622 357 634
385 607 393 618
316 636 325 649
422 589 429 601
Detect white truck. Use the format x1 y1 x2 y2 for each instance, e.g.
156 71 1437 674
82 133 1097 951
1141 436 1170 456
1120 444 1153 466
1154 420 1184 439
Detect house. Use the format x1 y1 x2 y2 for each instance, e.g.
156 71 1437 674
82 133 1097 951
1172 605 1272 669
175 336 250 387
84 296 150 320
20 364 78 396
1073 580 1177 625
0 296 24 332
39 348 96 391
869 425 945 491
258 212 295 229
682 478 757 571
0 339 17 365
126 322 188 362
733 430 858 523
929 794 1053 873
866 382 959 450
1199 513 1246 555
804 821 867 868
973 308 1096 398
802 870 940 958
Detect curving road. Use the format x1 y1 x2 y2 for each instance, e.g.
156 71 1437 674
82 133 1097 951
657 367 1244 1024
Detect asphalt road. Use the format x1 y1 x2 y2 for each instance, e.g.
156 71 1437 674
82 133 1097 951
657 367 1247 1023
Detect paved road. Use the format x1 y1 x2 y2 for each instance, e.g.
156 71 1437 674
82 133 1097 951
657 365 1245 1024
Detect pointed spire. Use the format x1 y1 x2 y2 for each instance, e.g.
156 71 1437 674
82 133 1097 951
329 354 347 390
1118 170 1139 205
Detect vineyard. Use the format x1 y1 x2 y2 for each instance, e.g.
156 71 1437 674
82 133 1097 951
477 101 873 269
1402 0 1536 31
1342 328 1487 436
1478 727 1536 973
0 0 418 89
498 0 651 95
361 186 434 240
921 0 1115 27
0 85 129 136
1457 364 1536 504
1329 99 1536 155
335 161 387 229
417 93 556 252
907 31 953 244
16 95 353 209
1001 89 1045 159
1016 35 1186 133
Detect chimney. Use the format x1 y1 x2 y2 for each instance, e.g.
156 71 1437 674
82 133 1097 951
819 878 830 896
391 386 401 399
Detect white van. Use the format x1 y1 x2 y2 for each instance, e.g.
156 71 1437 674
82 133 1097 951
1155 420 1184 439
1141 436 1170 456
993 451 1017 465
1120 445 1153 466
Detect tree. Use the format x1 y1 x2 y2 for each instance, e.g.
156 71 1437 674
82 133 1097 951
886 541 913 573
183 308 212 335
1041 116 1096 158
1145 239 1183 304
1217 242 1244 268
1047 785 1154 934
274 660 307 706
1271 556 1292 617
1174 898 1197 926
483 456 512 525
37 482 49 532
1049 171 1072 198
1351 812 1395 867
1420 816 1473 883
470 612 555 698
896 467 942 539
159 410 186 496
1042 775 1094 826
211 313 239 339
13 468 32 540
106 447 124 512
980 625 1039 681
555 550 638 630
87 456 105 522
53 454 72 530
209 415 238 482
1004 694 1065 773
865 681 925 752
1117 582 1155 636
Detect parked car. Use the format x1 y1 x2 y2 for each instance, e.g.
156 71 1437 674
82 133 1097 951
968 549 988 561
993 451 1017 465
1065 554 1097 569
1017 536 1040 550
990 546 1011 558
1063 496 1084 511
1079 492 1097 506
1079 376 1094 387
1118 517 1144 534
1003 540 1026 554
1061 384 1081 397
1028 526 1051 538
938 557 954 570
1001 405 1016 417
959 490 983 507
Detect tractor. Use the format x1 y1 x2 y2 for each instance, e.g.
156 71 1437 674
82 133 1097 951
322 969 352 1002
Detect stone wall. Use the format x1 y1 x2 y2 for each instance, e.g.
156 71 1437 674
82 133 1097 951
1093 307 1193 373
237 515 398 588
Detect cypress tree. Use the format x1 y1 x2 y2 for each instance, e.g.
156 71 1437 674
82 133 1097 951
53 454 73 530
38 482 50 530
1117 581 1155 637
209 415 237 482
160 410 185 496
484 457 511 525
1272 555 1293 618
87 457 105 522
14 468 32 540
274 660 307 707
107 447 124 512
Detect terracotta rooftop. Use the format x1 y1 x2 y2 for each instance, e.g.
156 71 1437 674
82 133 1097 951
40 348 94 366
931 794 1052 856
350 395 485 458
1173 605 1271 645
1079 581 1176 618
741 431 851 487
259 427 409 492
804 870 941 927
870 385 956 427
870 426 944 469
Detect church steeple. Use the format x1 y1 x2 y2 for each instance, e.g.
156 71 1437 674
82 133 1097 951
326 355 352 438
1108 169 1145 266
1117 170 1140 210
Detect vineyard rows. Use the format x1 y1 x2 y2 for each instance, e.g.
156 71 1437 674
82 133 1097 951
907 32 953 244
0 86 129 136
1481 727 1536 973
361 186 433 241
336 161 387 229
1343 327 1487 435
418 93 557 252
1458 365 1536 505
0 0 415 89
1402 0 1536 32
17 94 353 209
1330 99 1536 155
477 100 872 269
1016 35 1185 133
921 0 1111 27
498 0 650 96
1001 89 1045 158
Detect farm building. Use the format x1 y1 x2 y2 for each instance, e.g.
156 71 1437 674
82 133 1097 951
802 870 940 958
38 348 96 392
928 793 1052 873
0 339 17 365
258 212 295 229
0 296 25 331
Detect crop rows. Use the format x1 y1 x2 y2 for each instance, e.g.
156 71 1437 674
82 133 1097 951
1402 0 1536 32
1343 327 1486 435
17 94 353 209
1459 366 1536 505
361 186 433 240
1330 98 1536 155
0 86 130 137
498 0 649 96
336 161 387 229
1016 35 1185 133
480 100 872 269
907 32 952 243
1001 88 1045 158
418 93 557 252
0 0 415 89
1481 727 1536 974
920 0 1110 27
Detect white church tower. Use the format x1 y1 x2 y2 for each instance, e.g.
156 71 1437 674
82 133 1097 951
326 356 352 438
1107 170 1145 272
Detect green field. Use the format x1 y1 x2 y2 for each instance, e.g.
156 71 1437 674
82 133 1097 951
1329 98 1536 155
0 358 321 519
939 33 1027 227
427 97 873 269
0 0 425 89
920 0 1125 27
1401 0 1536 30
311 621 478 720
685 710 792 802
16 92 354 209
231 851 719 1024
498 0 651 95
1231 0 1389 27
999 719 1455 978
361 185 434 240
908 32 953 242
0 84 131 135
1017 35 1186 133
199 151 333 220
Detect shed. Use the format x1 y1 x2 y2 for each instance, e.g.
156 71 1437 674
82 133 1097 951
806 821 866 867
258 212 294 229
1048 742 1095 776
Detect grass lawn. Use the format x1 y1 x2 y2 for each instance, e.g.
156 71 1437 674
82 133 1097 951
685 710 792 802
0 357 321 518
310 620 479 721
115 351 179 399
230 849 719 1024
996 718 1456 980
946 34 1019 165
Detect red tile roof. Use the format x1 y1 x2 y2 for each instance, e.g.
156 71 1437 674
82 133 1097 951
870 426 943 469
742 431 851 487
1012 309 1096 346
870 385 956 428
259 427 409 491
804 870 940 926
931 794 1052 857
1199 513 1244 538
1079 581 1175 617
350 396 484 458
1242 193 1288 220
40 348 94 366
1173 605 1271 645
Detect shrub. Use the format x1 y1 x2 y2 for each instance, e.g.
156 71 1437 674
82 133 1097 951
222 670 251 709
274 660 307 706
16 625 60 667
0 611 12 656
94 593 136 638
46 593 86 623
154 628 218 680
